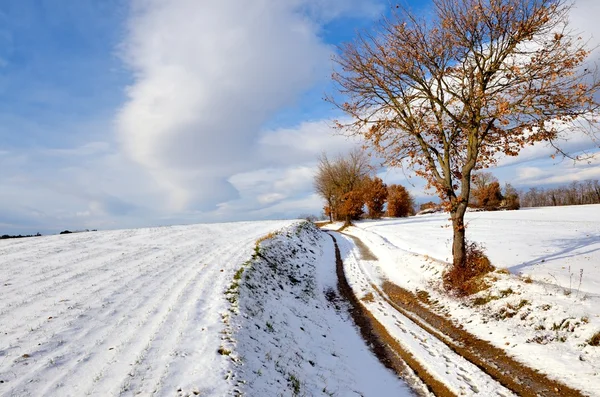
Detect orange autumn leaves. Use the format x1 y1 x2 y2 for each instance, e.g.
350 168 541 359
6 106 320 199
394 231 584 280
315 150 414 223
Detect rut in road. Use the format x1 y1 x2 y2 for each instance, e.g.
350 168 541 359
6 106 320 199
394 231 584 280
327 233 453 397
334 230 585 397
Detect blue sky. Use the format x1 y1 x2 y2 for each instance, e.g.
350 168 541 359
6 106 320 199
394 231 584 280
1 0 599 235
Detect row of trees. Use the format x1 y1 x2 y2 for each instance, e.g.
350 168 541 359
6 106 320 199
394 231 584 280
521 180 600 208
468 172 600 209
1 233 42 240
314 150 414 223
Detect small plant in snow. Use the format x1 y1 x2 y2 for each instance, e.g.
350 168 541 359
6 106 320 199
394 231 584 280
288 373 301 396
218 347 232 356
265 321 274 333
443 241 494 296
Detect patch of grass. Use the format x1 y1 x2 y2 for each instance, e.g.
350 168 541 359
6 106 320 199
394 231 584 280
265 321 274 332
288 373 301 396
472 294 499 306
494 300 529 320
494 306 516 320
233 267 244 281
256 231 278 246
361 292 375 303
513 299 530 310
499 288 514 298
217 347 231 356
589 331 600 346
551 318 573 332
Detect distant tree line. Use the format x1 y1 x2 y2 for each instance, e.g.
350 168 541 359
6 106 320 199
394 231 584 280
464 172 600 210
316 159 600 220
1 233 42 240
520 180 600 208
1 228 99 240
314 149 415 224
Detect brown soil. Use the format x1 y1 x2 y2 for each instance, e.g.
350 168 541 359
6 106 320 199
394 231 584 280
327 233 456 397
343 233 378 261
338 231 585 397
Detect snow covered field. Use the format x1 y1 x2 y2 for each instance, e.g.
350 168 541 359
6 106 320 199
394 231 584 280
2 206 598 396
0 221 299 396
0 220 415 397
355 204 600 293
343 204 600 395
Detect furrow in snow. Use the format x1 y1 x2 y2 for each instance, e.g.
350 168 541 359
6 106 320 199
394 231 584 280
0 221 295 397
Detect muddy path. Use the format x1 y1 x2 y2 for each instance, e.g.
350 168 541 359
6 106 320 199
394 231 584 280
328 230 585 397
327 233 453 397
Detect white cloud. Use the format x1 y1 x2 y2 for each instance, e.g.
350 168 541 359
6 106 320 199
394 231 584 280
258 119 362 164
514 153 600 186
116 0 382 212
571 0 600 56
9 0 600 235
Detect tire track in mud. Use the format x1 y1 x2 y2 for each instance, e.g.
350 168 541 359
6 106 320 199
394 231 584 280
334 231 585 397
326 233 454 397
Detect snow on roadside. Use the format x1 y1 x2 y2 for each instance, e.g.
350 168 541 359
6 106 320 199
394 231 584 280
318 222 345 231
223 222 413 396
347 205 600 396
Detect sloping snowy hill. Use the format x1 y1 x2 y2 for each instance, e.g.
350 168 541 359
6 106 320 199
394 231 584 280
0 221 413 397
0 221 298 396
355 204 600 293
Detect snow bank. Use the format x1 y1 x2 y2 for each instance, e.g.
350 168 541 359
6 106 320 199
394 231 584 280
223 222 411 396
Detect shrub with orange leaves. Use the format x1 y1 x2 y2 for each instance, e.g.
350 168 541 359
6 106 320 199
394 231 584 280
387 184 414 217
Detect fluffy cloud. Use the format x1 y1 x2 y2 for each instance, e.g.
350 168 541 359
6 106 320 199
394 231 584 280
514 153 600 186
116 0 382 212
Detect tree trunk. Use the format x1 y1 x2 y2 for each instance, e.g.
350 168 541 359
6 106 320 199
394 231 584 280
451 202 468 270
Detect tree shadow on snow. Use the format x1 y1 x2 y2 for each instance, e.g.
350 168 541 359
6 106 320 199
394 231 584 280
508 233 600 274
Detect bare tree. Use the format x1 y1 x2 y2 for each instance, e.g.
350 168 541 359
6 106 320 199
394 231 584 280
330 0 600 277
314 149 371 223
314 154 338 222
503 183 521 210
520 179 600 207
472 172 497 193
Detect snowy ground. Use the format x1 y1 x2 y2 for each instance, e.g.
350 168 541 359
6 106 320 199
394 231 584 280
0 221 298 396
2 206 598 396
224 222 413 396
343 204 600 396
0 220 413 397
